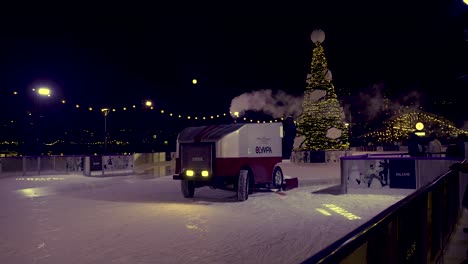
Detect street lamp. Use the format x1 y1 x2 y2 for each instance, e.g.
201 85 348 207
37 87 51 97
32 86 51 155
101 108 110 153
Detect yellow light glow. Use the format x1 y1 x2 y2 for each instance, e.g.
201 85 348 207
178 115 181 118
203 117 206 120
216 115 219 118
415 131 426 137
88 107 93 111
186 224 200 230
234 112 239 117
323 204 361 220
192 79 198 84
13 91 18 95
123 107 127 111
150 107 154 110
223 113 226 116
161 110 164 113
201 171 209 177
38 87 51 96
145 101 152 107
112 109 116 112
195 117 198 120
464 0 468 5
187 116 191 119
243 117 246 120
415 122 424 130
316 208 332 216
133 105 136 108
170 113 173 116
186 170 194 176
61 100 66 104
75 104 80 108
17 188 38 198
210 116 214 119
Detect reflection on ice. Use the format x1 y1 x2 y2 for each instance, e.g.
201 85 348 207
316 208 332 216
16 187 56 198
16 177 65 181
323 204 361 220
185 224 199 230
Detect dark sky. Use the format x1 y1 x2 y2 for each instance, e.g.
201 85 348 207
0 1 467 119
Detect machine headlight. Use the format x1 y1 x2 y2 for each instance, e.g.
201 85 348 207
201 170 209 177
186 170 194 177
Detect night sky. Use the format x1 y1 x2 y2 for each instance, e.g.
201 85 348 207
0 1 467 126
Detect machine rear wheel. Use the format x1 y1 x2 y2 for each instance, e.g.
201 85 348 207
272 167 284 190
181 180 195 198
237 170 249 201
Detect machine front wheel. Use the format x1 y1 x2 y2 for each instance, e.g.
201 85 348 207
181 180 195 198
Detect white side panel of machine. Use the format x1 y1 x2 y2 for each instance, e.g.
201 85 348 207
246 123 282 158
216 128 242 158
215 123 282 158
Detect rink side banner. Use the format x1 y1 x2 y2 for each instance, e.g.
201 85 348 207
388 159 416 189
345 159 391 189
90 156 102 171
344 158 416 189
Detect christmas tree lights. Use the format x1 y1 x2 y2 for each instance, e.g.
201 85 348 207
296 30 349 151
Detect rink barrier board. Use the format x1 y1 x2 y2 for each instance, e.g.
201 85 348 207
340 154 464 192
0 153 175 177
304 165 464 264
0 156 85 177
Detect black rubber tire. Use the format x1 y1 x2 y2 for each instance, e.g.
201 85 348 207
272 166 284 190
181 180 195 198
237 170 249 201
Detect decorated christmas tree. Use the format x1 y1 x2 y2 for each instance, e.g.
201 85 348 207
296 29 349 151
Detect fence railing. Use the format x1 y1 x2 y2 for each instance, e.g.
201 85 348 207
0 156 84 177
0 152 175 177
303 164 463 264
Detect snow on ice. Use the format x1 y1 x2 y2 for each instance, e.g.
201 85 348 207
0 162 413 264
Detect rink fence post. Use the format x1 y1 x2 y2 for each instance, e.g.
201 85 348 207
22 156 26 176
340 157 347 194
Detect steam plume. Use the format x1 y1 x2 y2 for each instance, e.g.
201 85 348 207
229 90 303 119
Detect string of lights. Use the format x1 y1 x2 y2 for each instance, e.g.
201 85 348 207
2 89 291 124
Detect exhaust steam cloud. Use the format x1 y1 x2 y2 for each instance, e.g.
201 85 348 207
229 90 303 119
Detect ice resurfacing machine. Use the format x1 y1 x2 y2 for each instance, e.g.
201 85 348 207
173 123 295 201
